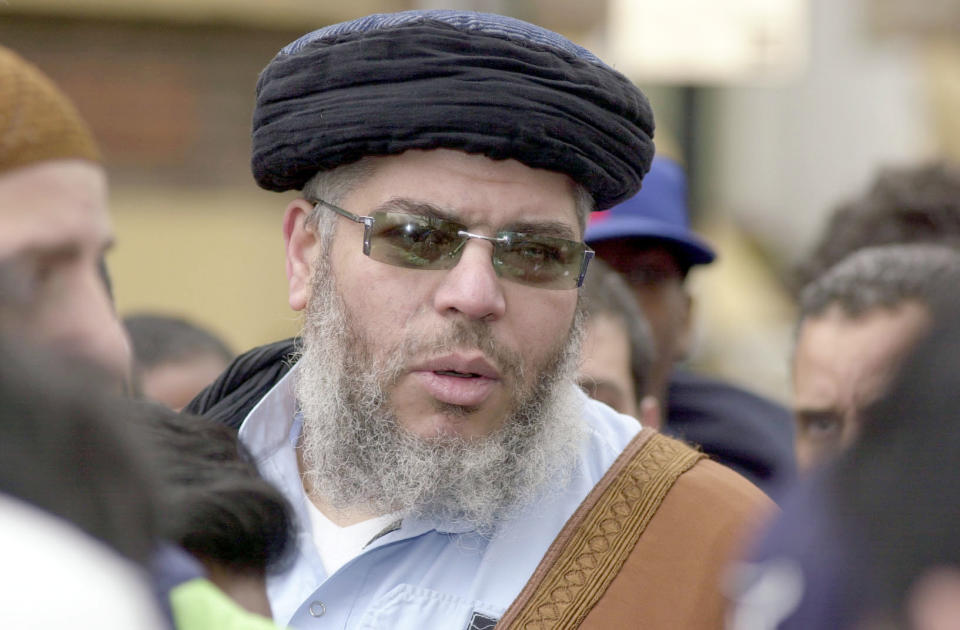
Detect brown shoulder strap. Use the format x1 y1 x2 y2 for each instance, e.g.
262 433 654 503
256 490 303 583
496 428 705 629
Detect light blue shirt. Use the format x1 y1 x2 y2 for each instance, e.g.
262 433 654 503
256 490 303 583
239 364 640 630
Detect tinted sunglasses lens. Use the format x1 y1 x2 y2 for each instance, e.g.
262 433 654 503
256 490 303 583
494 234 586 289
367 212 464 269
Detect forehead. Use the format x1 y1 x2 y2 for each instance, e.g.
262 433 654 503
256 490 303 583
0 160 112 256
340 149 581 233
794 302 930 412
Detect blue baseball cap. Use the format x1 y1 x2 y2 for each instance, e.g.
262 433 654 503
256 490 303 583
585 156 716 267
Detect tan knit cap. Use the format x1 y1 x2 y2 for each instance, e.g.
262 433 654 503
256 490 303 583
0 45 100 174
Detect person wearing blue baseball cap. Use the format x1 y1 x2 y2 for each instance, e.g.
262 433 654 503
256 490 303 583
187 11 772 629
585 155 796 496
585 155 716 406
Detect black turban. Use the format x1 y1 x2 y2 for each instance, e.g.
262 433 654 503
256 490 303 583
252 10 655 210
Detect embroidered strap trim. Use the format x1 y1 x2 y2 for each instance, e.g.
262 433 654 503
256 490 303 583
496 429 705 629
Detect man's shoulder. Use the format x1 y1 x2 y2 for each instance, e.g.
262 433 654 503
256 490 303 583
668 457 775 521
639 433 775 559
497 432 774 630
579 445 775 629
609 431 774 533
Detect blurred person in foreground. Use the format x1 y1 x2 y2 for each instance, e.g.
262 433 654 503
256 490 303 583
0 45 130 385
728 290 960 630
578 257 658 424
793 161 960 293
2 260 291 628
125 314 234 410
0 331 292 629
585 155 796 495
188 10 772 629
0 334 166 629
792 244 960 473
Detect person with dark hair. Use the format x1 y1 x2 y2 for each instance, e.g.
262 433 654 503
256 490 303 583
125 314 234 410
585 155 796 495
728 291 960 630
1 279 282 628
0 336 166 628
132 403 294 619
0 45 131 385
578 257 659 424
792 243 960 472
585 156 715 407
793 161 960 293
188 10 772 629
829 292 960 629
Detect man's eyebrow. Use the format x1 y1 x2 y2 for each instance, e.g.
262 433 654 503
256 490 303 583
374 198 578 239
374 198 461 223
504 220 577 241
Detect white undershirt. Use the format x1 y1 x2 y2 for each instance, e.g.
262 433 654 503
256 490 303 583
304 499 400 576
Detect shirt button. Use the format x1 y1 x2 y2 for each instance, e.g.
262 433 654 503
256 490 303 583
309 601 326 618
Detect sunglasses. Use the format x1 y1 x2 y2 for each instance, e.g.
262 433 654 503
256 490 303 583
312 199 593 290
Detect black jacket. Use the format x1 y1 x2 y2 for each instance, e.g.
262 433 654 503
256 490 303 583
665 369 796 497
185 338 297 429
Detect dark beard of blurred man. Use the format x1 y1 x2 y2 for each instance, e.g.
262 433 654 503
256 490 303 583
295 250 586 534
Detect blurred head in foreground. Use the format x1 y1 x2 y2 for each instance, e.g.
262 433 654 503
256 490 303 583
0 333 165 627
792 244 960 472
0 45 130 385
831 290 960 629
730 290 960 630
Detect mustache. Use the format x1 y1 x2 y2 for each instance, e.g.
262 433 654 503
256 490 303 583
381 319 526 387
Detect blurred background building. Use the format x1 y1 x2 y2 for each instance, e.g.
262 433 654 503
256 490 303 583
3 0 957 402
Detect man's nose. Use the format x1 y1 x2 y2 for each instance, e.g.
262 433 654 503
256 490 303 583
432 238 507 321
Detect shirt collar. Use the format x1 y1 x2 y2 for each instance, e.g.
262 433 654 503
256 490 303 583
237 361 301 461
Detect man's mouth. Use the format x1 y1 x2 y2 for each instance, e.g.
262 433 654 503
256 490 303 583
434 370 483 378
409 354 502 407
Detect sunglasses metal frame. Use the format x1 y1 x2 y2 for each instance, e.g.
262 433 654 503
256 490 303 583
311 198 593 289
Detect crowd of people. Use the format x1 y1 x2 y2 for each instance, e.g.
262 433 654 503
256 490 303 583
3 8 960 630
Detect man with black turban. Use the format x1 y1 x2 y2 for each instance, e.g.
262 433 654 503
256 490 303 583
189 10 772 629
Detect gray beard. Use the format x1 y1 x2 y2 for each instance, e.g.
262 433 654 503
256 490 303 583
295 256 586 534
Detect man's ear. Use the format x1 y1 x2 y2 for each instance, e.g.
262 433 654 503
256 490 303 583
639 395 662 431
283 199 319 312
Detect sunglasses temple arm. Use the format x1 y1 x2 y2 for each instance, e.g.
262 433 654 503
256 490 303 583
577 250 595 288
313 199 376 254
314 199 366 224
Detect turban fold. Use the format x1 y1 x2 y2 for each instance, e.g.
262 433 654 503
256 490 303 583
252 10 655 210
0 46 100 174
